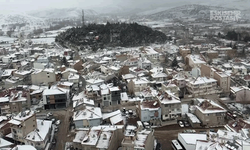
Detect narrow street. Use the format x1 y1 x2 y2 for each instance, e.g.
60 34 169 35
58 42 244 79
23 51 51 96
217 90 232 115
46 108 73 150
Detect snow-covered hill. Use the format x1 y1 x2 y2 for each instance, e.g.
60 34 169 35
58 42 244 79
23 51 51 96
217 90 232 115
139 4 242 21
28 8 98 19
0 12 46 26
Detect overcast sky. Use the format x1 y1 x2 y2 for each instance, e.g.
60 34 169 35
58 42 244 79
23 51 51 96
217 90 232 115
0 0 248 14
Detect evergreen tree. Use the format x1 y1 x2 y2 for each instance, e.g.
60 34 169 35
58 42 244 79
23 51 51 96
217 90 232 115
172 57 178 68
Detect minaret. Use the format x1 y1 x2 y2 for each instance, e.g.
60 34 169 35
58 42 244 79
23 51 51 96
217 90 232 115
82 10 85 28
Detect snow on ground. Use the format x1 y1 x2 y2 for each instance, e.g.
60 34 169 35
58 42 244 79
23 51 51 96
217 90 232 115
31 38 55 44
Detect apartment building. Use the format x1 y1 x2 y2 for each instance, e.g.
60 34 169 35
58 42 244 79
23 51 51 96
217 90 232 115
8 110 52 149
121 124 155 150
31 68 56 86
42 88 67 109
9 110 37 143
201 64 231 92
72 125 124 150
0 87 31 115
137 100 161 126
73 106 102 128
127 77 149 95
157 92 182 121
195 99 227 127
186 77 220 96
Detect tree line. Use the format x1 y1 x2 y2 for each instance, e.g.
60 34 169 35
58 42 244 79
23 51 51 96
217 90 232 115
55 22 167 51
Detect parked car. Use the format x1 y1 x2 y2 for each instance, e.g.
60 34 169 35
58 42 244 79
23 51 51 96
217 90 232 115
51 118 56 124
178 121 184 128
184 121 190 127
55 120 61 125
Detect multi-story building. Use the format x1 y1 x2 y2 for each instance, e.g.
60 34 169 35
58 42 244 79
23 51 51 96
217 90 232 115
121 124 155 150
195 99 227 127
127 77 149 95
13 70 32 84
31 68 56 86
137 100 161 126
179 46 191 58
186 77 220 96
161 81 180 97
158 92 182 121
0 87 31 115
185 54 206 68
201 64 231 93
73 106 102 128
8 110 52 149
42 88 67 109
72 125 124 150
9 110 37 143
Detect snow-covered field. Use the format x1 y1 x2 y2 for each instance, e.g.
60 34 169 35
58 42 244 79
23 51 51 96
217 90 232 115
0 36 17 43
31 38 55 44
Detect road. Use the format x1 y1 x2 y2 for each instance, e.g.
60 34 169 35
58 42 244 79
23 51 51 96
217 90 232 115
41 108 73 150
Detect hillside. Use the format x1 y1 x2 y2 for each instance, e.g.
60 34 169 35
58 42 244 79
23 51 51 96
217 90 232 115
0 13 46 26
55 22 167 50
140 4 239 21
28 8 98 19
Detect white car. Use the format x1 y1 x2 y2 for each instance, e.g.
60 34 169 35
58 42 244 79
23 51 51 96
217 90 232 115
178 121 184 128
55 120 61 125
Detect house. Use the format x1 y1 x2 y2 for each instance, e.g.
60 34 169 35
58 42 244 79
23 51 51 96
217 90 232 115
161 81 180 97
72 91 94 110
201 64 231 92
158 92 182 121
72 125 124 150
73 106 102 128
42 88 68 109
186 113 201 128
179 46 191 58
8 110 52 149
213 46 236 59
185 54 206 68
140 46 160 60
70 59 83 71
0 116 11 136
138 57 151 70
33 56 49 69
0 137 14 148
8 110 37 143
0 87 31 115
31 68 56 86
4 76 23 89
127 77 149 95
24 119 52 149
195 99 227 127
1 69 16 80
137 100 161 126
186 77 220 96
178 133 207 150
230 86 250 104
150 67 168 84
121 124 155 150
109 86 121 105
232 65 247 75
13 70 32 84
61 68 78 79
